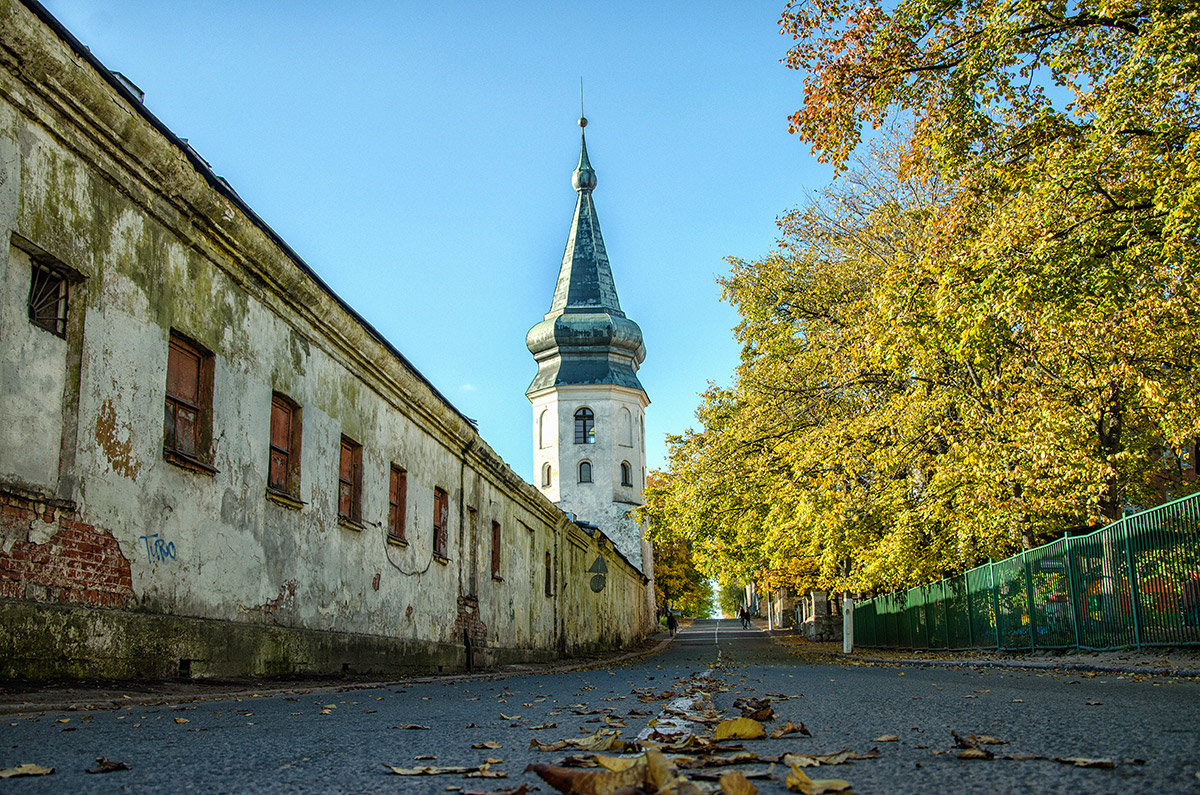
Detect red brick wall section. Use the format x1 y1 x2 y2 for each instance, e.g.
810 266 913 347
0 491 135 609
454 595 488 652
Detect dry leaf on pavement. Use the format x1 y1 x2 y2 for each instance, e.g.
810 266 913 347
390 724 431 730
785 766 851 794
719 770 758 795
778 748 878 767
0 764 54 778
464 763 508 778
86 757 131 774
873 735 898 743
957 747 994 760
772 721 811 739
525 759 647 794
382 764 473 776
473 742 502 750
1053 757 1116 769
714 718 766 741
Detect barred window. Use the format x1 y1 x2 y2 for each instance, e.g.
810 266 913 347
28 262 68 337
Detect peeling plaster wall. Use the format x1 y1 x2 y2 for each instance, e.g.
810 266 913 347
0 0 648 680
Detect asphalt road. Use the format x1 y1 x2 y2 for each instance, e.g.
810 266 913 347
3 619 1198 793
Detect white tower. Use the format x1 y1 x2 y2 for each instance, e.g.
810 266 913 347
526 118 651 575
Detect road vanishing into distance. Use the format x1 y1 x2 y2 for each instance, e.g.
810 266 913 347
4 618 1198 792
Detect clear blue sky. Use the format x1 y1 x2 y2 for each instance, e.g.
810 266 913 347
41 0 834 479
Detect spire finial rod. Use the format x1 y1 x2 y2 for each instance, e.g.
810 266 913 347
579 78 587 128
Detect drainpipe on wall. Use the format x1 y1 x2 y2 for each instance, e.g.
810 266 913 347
457 439 476 597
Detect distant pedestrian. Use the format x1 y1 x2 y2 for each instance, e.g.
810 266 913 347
667 612 678 636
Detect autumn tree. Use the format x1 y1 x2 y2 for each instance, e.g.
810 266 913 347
781 0 1200 523
640 474 716 617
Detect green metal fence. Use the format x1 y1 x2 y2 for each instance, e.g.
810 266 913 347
853 490 1200 651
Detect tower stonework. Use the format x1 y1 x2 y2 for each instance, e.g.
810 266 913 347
526 121 652 583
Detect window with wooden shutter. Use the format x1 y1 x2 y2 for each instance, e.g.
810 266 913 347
268 394 301 498
491 520 501 578
433 487 449 558
164 331 214 469
388 465 407 542
338 435 362 524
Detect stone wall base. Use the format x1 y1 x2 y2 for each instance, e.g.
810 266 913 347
0 600 558 681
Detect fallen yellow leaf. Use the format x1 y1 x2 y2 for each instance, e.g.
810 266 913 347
714 717 766 741
785 766 851 794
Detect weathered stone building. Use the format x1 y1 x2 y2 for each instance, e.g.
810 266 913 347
526 120 655 619
0 0 651 680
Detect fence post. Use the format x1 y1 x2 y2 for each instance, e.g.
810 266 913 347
843 594 854 654
1123 523 1142 650
966 574 975 649
942 579 952 649
1065 536 1082 649
1023 550 1037 652
990 560 1001 651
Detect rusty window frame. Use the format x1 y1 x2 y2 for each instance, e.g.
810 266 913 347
433 487 449 558
164 331 214 470
388 465 408 542
338 435 362 524
268 393 301 498
28 261 68 337
574 407 595 444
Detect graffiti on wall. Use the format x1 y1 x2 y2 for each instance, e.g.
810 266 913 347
139 533 177 563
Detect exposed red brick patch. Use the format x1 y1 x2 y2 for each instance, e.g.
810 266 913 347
0 491 134 609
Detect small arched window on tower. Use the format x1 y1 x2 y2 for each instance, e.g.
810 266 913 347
621 461 633 487
574 408 595 444
538 409 551 449
619 408 632 447
542 462 552 487
578 461 593 483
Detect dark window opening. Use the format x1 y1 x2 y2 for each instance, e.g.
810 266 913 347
268 394 301 497
579 461 592 483
28 262 68 337
491 520 501 578
574 408 595 444
338 435 362 524
621 461 633 487
388 465 408 541
544 551 553 596
542 462 552 487
164 332 214 468
433 487 449 558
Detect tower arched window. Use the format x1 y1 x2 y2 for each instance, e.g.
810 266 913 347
619 408 632 447
538 409 551 449
542 462 552 487
620 461 632 487
574 408 595 444
578 461 593 483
